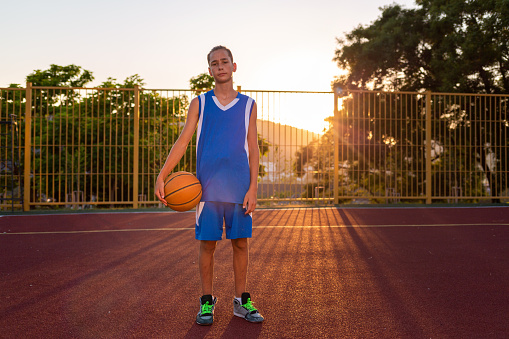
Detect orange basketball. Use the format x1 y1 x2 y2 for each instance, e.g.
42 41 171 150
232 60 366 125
164 171 202 212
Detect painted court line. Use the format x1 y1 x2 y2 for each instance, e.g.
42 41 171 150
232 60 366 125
2 223 509 235
0 210 185 218
1 205 507 218
257 223 509 228
0 227 194 235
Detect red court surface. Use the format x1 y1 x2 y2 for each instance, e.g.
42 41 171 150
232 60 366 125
1 207 509 338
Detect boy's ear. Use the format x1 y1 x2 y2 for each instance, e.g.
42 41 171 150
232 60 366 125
233 62 237 72
208 67 212 76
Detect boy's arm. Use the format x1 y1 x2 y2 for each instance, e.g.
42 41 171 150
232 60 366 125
243 102 260 214
155 97 200 206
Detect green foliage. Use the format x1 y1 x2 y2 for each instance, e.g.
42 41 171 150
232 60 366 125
258 134 271 178
189 73 214 95
294 129 333 199
23 67 274 205
1 86 25 117
29 73 190 204
428 94 509 200
331 0 509 202
0 88 25 202
26 64 94 117
295 91 503 202
100 75 145 89
27 64 94 87
334 0 509 94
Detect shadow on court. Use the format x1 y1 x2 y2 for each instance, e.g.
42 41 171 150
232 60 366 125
1 207 509 338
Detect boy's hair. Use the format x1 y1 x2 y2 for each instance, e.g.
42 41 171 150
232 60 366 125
207 46 234 65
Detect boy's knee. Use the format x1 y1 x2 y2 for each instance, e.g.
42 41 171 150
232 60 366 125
200 240 217 253
231 238 248 251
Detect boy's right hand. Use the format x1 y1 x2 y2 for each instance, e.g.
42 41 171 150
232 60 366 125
155 177 168 206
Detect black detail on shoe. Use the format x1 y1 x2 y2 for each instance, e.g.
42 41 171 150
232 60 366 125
241 292 251 305
201 294 213 305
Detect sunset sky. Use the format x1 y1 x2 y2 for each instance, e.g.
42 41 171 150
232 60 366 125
1 0 417 132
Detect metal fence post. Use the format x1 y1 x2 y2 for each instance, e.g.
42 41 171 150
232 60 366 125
425 91 432 204
23 82 32 211
333 87 340 205
133 85 140 208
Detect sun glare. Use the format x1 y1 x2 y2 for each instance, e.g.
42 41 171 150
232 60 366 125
252 91 334 135
280 94 333 134
244 51 339 135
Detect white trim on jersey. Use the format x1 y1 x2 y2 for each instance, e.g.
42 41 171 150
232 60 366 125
196 201 205 226
196 94 205 155
244 98 254 163
212 96 240 111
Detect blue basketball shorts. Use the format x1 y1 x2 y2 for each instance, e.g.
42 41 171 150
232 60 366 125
195 201 253 241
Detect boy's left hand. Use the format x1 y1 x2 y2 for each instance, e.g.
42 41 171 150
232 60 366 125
243 188 257 214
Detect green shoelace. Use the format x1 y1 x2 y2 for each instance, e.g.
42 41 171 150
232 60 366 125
201 301 213 314
242 298 257 312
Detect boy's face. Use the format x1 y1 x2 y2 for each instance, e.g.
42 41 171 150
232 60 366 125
208 49 237 84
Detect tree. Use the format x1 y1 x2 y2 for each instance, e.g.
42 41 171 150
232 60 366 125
26 64 94 116
29 71 189 205
19 66 272 206
333 0 509 94
189 73 215 95
27 64 94 87
0 85 24 203
294 125 334 200
330 0 509 202
1 84 25 119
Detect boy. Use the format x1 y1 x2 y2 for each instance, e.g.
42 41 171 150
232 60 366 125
155 46 264 325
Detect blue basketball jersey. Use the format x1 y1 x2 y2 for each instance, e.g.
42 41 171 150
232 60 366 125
196 90 254 203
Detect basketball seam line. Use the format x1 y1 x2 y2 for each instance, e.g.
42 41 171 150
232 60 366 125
164 182 201 199
168 190 202 206
164 172 192 188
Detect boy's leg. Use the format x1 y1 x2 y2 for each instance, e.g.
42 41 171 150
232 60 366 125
226 205 264 323
231 237 248 297
199 240 217 295
195 202 223 326
231 238 264 323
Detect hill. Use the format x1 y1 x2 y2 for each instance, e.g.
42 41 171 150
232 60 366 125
256 120 320 161
256 120 320 182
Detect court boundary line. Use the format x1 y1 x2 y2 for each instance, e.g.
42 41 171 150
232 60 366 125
1 205 509 218
2 223 509 235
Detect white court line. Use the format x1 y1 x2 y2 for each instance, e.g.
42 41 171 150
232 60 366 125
0 227 194 235
256 223 509 228
259 206 509 211
2 205 508 218
2 223 509 235
0 210 185 217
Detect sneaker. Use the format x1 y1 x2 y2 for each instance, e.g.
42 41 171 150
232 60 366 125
196 295 217 326
233 292 264 323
